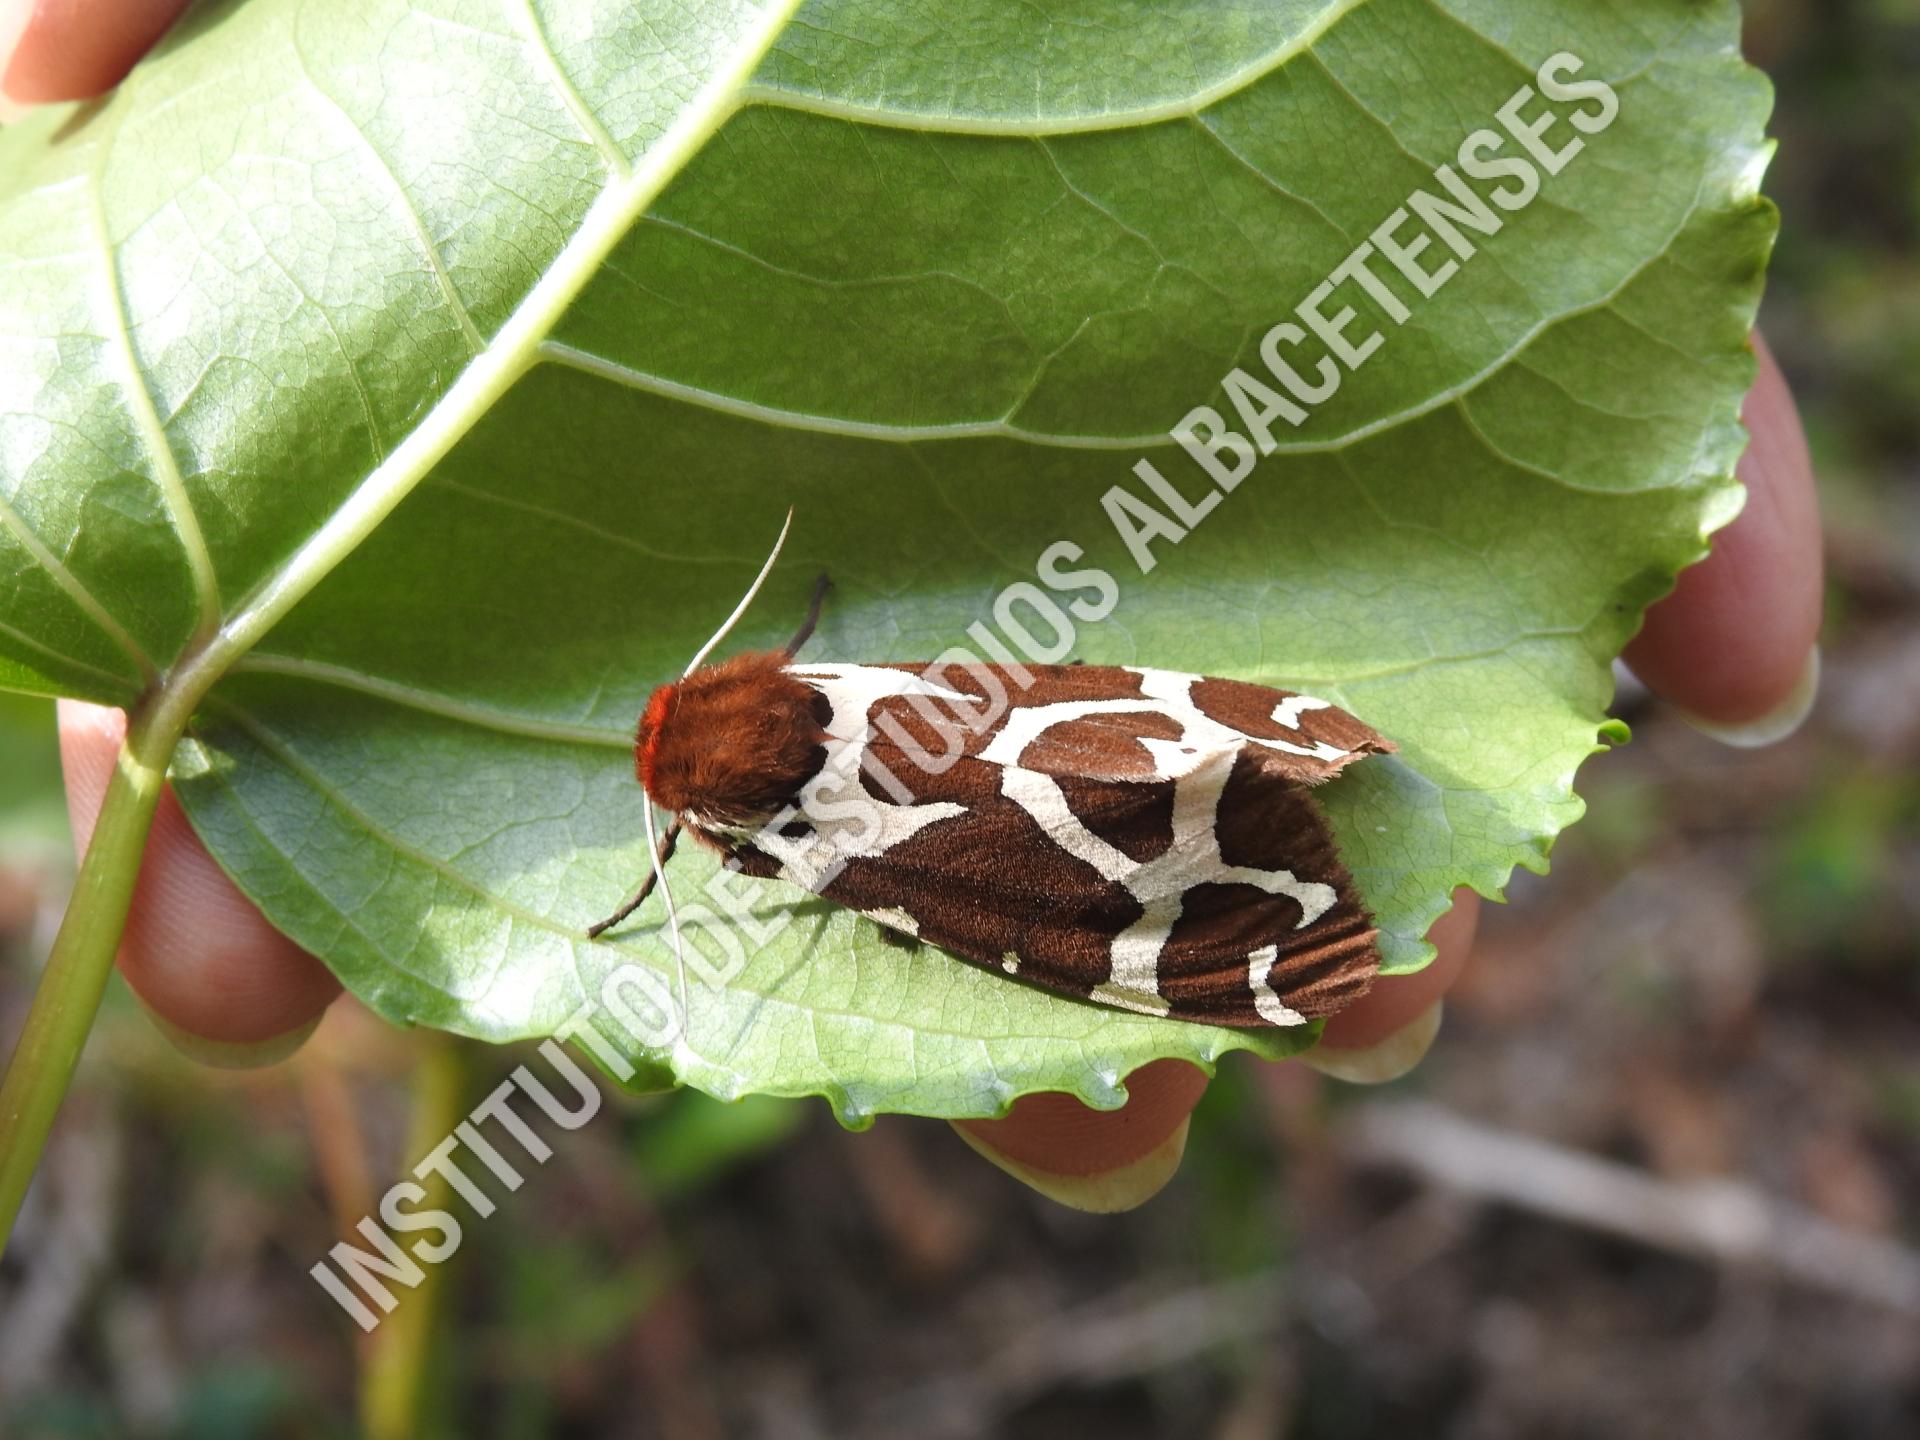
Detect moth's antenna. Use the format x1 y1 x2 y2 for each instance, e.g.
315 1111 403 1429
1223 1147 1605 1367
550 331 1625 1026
586 821 678 939
642 797 690 1039
590 508 793 977
783 573 832 658
682 507 794 677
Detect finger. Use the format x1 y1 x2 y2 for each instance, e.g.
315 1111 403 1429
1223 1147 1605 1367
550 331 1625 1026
1 0 192 106
1319 887 1478 1052
950 889 1481 1209
59 700 340 1064
1622 333 1824 741
951 1057 1209 1214
1296 887 1478 1085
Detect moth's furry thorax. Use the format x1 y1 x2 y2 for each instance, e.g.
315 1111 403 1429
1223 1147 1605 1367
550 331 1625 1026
636 652 826 826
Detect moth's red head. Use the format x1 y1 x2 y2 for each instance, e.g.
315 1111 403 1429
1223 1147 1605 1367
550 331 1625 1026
632 653 827 824
636 682 677 795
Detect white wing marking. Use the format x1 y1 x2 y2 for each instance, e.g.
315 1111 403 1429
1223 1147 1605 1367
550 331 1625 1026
1271 695 1331 729
865 907 919 937
1248 944 1309 1026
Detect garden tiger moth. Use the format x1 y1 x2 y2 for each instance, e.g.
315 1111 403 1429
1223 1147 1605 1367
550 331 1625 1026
590 514 1394 1029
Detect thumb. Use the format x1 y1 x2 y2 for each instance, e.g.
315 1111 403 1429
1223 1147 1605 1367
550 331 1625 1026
1 0 193 108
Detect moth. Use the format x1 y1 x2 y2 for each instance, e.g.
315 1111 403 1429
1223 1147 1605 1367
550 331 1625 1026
591 517 1395 1028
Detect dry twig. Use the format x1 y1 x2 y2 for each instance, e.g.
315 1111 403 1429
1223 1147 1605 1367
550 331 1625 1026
1346 1101 1920 1317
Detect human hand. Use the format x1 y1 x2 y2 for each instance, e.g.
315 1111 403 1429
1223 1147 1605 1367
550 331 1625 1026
954 332 1821 1208
20 1 1823 1198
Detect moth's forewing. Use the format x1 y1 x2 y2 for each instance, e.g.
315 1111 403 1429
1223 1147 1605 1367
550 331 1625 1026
698 664 1387 1028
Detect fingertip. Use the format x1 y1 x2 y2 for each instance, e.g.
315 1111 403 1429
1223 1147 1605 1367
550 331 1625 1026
952 1110 1192 1214
118 782 342 1051
2 0 194 106
1304 1000 1443 1084
957 1057 1208 1177
0 1 32 114
1623 333 1824 732
57 700 340 1057
951 1057 1208 1211
1319 887 1478 1053
143 1001 330 1070
1677 644 1821 750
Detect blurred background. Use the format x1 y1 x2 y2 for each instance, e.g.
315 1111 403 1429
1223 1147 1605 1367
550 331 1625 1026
2 0 1916 1434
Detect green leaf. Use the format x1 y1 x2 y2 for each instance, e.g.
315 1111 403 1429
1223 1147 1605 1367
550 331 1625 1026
0 0 1775 1122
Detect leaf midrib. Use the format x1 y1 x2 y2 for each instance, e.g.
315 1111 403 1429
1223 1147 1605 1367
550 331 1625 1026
148 0 811 742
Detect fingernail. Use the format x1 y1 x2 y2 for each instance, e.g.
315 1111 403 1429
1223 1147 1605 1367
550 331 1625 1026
1302 1000 1443 1085
1680 645 1821 750
949 1115 1190 1214
145 1005 325 1070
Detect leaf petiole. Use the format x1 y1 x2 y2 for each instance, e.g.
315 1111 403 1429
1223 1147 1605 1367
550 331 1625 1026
0 697 184 1256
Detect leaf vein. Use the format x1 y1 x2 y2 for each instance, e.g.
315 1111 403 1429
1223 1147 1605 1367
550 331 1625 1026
735 0 1375 136
228 652 630 747
286 43 487 355
538 194 1707 460
509 0 632 176
0 492 155 685
87 106 223 636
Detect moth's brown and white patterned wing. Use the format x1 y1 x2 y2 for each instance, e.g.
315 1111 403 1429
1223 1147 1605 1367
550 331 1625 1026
696 664 1386 1028
840 662 1393 788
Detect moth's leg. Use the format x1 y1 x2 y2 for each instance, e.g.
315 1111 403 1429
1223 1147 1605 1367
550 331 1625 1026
783 573 833 657
586 820 682 938
872 923 922 952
